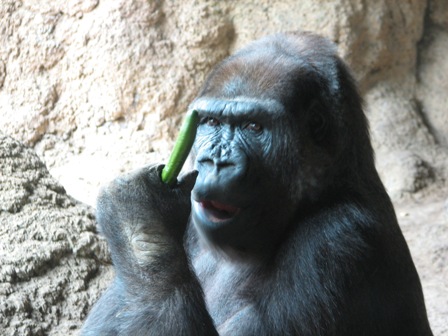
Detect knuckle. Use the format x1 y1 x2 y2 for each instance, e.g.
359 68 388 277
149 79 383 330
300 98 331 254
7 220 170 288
130 230 169 265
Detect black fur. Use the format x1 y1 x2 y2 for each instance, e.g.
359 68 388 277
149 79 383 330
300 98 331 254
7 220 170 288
82 32 433 335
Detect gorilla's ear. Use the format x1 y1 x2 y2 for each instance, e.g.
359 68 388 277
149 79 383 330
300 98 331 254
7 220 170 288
308 100 331 144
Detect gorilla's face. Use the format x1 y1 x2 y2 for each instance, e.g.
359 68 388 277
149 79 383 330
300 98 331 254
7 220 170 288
190 98 298 254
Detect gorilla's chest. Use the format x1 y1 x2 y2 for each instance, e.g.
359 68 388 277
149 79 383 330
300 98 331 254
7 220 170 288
192 251 259 327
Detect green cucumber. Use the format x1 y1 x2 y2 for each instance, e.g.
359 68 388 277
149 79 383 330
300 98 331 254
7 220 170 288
161 110 199 186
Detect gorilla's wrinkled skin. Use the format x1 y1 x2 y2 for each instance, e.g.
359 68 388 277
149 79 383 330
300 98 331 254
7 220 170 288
82 32 433 336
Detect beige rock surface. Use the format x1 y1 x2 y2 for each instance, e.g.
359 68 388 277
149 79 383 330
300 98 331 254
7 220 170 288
0 0 447 335
0 135 113 335
397 194 448 336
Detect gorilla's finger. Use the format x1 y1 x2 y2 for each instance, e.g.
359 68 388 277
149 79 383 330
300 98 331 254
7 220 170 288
138 163 165 185
177 170 198 192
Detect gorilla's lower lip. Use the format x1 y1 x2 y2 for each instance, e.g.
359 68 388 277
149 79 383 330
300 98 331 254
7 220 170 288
197 200 241 222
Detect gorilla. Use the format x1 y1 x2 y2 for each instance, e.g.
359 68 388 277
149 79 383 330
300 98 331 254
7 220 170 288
82 31 433 335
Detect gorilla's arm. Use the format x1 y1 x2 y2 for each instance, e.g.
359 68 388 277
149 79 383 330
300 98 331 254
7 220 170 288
274 200 429 336
81 165 217 335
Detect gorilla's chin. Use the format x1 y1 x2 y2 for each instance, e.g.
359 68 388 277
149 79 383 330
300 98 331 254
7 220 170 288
191 199 259 253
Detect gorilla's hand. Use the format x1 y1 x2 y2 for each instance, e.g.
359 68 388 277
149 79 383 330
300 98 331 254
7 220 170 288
84 164 217 335
96 164 197 267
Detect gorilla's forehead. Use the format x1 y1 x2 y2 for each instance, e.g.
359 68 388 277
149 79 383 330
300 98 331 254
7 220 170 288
201 53 317 107
189 96 285 119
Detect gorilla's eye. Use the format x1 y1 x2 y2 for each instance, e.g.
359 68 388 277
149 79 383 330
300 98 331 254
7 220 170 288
202 117 221 127
244 122 263 133
310 114 326 131
309 112 329 142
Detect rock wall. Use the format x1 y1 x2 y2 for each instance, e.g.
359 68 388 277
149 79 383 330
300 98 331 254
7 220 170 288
0 135 113 335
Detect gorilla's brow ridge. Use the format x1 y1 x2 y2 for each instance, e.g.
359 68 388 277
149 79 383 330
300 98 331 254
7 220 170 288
189 97 285 120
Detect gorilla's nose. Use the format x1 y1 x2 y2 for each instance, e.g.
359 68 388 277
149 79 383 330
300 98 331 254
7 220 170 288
196 148 247 182
198 144 233 170
210 143 231 160
197 157 236 174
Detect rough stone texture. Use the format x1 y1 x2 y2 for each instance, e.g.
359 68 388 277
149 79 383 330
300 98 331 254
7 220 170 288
0 0 447 334
0 135 113 335
397 195 448 336
0 0 234 205
417 26 448 148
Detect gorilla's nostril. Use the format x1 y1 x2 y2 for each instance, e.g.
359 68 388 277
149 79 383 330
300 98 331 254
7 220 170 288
198 157 235 169
199 158 214 168
215 160 235 168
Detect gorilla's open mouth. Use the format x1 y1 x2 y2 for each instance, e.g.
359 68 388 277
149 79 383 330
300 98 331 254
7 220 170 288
198 200 241 222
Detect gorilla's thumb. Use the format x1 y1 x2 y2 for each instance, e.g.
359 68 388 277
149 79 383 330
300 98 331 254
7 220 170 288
178 170 198 192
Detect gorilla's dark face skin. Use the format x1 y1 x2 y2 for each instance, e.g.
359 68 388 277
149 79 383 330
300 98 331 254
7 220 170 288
191 98 298 255
82 32 433 336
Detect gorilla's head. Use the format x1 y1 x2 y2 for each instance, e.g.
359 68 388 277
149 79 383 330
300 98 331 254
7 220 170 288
188 32 373 257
